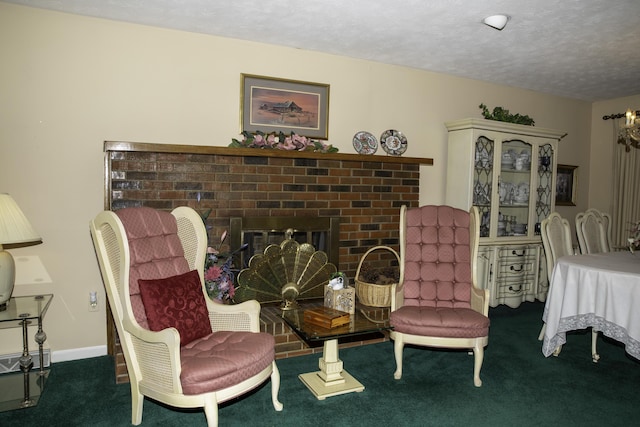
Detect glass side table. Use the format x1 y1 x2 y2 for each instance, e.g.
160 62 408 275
0 294 53 412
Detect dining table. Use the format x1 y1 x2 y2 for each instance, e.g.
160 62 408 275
541 250 640 361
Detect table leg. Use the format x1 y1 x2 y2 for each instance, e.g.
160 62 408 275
35 315 48 376
298 338 365 400
19 319 34 408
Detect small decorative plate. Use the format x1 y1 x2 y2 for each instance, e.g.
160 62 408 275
353 131 378 155
380 129 408 156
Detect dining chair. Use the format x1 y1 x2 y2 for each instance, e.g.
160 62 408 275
90 206 282 426
575 209 610 254
539 212 599 361
389 205 490 387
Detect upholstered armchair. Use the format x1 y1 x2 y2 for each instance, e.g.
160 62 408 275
389 205 490 387
90 206 282 426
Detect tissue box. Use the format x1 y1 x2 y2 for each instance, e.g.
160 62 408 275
324 285 355 314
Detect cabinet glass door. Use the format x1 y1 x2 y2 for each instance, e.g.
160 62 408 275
473 136 494 237
534 143 554 234
497 139 532 238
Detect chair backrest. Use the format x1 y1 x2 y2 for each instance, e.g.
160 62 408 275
399 205 479 308
541 212 573 282
89 206 207 376
575 209 611 253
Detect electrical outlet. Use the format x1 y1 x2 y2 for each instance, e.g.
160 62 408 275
89 291 99 312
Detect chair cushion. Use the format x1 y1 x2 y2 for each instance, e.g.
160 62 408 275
138 269 212 346
391 306 489 338
116 207 191 330
180 331 275 395
403 205 473 308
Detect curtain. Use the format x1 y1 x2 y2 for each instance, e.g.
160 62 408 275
611 120 640 248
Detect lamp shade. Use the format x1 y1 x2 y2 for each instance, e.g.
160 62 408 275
0 193 42 310
0 193 41 247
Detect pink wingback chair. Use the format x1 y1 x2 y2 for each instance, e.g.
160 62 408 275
90 206 282 426
390 205 490 387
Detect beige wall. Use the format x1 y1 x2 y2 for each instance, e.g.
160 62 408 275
0 3 624 360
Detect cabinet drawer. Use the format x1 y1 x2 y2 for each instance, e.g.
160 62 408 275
496 278 535 297
497 246 535 259
495 260 536 277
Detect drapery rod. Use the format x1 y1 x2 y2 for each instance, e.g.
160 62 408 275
603 110 640 120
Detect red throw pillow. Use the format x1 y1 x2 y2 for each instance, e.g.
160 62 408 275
138 270 212 346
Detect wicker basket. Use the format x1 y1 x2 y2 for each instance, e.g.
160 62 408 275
355 245 400 307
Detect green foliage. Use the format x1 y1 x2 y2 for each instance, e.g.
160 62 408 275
479 103 535 126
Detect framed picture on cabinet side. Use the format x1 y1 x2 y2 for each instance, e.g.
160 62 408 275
556 164 577 206
240 74 329 139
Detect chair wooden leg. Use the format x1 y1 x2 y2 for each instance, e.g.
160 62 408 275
270 361 284 411
130 384 143 425
393 337 404 380
540 323 563 355
473 342 484 387
203 397 218 427
591 329 600 363
538 323 546 341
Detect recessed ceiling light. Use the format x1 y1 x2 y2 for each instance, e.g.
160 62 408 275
483 15 509 31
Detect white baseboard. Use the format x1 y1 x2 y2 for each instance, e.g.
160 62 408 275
51 345 108 363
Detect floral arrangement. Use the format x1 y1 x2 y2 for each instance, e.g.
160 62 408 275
229 130 339 153
197 200 248 303
628 220 640 253
204 230 248 303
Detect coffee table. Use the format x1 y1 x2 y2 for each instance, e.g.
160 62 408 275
281 304 392 400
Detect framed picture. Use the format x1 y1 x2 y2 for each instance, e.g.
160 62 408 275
556 164 578 206
240 74 329 139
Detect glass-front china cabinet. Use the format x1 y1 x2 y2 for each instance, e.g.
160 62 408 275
445 119 565 308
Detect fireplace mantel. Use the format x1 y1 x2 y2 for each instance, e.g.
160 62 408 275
104 141 434 166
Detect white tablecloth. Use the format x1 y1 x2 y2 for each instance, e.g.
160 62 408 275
542 251 640 360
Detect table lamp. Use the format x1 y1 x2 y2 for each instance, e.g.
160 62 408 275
0 193 42 311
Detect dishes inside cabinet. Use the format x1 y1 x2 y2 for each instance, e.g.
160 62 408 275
353 131 378 155
515 182 530 203
473 182 491 205
475 147 491 168
501 150 515 169
380 129 408 156
499 182 515 203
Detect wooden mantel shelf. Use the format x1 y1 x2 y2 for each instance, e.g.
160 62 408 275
104 141 433 166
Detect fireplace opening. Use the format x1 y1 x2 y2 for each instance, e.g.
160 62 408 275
230 216 340 302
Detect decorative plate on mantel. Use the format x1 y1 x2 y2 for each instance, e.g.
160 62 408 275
380 129 408 156
352 131 378 155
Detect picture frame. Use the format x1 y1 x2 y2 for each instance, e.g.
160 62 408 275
240 74 329 139
556 164 578 206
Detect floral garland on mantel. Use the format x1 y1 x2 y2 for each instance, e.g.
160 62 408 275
229 130 339 153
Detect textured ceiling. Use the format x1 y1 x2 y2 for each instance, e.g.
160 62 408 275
5 0 640 102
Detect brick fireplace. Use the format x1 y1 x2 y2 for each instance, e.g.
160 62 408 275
103 141 432 382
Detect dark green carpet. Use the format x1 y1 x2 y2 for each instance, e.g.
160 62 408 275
1 302 639 426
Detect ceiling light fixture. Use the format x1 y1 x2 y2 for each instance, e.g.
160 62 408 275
483 15 509 31
603 109 640 152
